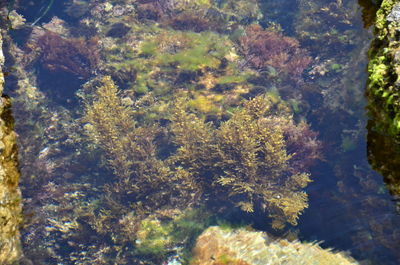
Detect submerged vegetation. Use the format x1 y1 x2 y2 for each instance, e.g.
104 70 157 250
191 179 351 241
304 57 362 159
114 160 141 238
83 76 319 230
1 0 400 264
240 24 311 78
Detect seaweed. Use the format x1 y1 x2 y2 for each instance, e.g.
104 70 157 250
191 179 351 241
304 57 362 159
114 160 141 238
82 77 319 229
239 24 311 79
169 95 317 229
35 31 99 78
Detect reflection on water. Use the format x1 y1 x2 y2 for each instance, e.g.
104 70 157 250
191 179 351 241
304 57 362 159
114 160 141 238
2 0 400 264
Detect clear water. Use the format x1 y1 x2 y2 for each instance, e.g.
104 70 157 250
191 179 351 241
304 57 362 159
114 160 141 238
4 0 400 264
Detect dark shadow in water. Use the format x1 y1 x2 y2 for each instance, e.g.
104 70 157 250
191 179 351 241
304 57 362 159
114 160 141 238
258 0 298 34
358 0 379 28
16 0 82 26
36 67 85 107
367 120 400 210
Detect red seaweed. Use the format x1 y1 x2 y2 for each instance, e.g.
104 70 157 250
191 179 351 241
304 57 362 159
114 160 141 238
240 24 311 78
36 31 99 78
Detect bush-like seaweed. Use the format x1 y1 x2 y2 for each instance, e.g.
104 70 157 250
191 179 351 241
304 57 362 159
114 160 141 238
169 96 314 229
83 76 319 229
83 76 198 212
34 31 99 78
240 24 311 78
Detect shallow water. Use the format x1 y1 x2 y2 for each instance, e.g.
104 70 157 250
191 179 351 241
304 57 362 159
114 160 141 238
4 0 400 264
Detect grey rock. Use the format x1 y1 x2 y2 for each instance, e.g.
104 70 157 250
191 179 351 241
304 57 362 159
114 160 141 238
387 3 400 23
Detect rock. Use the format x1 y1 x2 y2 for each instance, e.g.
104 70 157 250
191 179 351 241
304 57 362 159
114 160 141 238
387 3 400 23
0 13 23 265
190 226 358 265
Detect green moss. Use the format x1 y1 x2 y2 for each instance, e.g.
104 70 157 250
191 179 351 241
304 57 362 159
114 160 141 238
171 208 212 243
367 0 400 139
103 27 255 119
368 56 389 92
153 31 231 71
376 0 396 37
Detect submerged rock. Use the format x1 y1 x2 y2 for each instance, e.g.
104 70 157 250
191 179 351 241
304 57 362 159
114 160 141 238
190 226 358 265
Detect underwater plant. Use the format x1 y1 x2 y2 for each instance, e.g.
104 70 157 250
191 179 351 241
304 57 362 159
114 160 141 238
169 95 317 229
82 76 319 230
105 28 253 117
83 76 198 212
294 0 360 58
34 31 99 78
239 24 311 78
135 0 261 30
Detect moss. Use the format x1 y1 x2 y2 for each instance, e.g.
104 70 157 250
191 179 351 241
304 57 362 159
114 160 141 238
367 0 400 139
170 208 212 243
375 0 396 37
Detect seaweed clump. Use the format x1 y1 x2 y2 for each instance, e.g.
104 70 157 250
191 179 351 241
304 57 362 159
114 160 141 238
169 95 315 229
239 24 311 78
83 76 320 230
34 31 99 78
83 76 197 213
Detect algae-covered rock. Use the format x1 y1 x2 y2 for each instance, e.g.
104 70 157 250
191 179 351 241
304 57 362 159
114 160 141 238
367 0 400 210
190 226 358 265
0 19 23 265
367 0 400 138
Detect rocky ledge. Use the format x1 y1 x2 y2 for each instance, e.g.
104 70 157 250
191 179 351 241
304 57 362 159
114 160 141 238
0 8 23 265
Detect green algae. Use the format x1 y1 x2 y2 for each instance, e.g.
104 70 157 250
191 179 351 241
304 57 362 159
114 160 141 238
367 0 400 138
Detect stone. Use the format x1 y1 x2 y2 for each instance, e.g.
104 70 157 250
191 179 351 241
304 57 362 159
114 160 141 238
190 226 358 265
